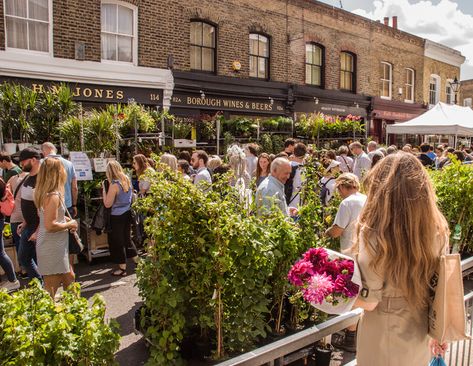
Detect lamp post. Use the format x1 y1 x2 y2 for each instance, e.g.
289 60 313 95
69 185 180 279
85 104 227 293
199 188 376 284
450 76 461 105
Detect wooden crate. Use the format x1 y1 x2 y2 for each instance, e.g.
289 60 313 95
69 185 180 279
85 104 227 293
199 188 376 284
89 230 109 251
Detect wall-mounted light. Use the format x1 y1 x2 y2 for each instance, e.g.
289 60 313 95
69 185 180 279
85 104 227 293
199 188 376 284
269 97 274 105
314 97 319 105
200 90 205 99
398 87 403 96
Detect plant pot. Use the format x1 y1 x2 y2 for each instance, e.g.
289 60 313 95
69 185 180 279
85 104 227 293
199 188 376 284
2 143 17 155
17 142 31 151
313 344 333 366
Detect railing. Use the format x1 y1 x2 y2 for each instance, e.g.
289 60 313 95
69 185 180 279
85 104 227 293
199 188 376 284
216 257 473 366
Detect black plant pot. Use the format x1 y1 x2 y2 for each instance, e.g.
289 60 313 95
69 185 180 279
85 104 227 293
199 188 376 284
313 345 333 366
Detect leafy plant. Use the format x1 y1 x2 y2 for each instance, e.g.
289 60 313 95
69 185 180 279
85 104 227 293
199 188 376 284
118 103 156 135
0 280 120 365
271 134 284 154
260 133 273 154
87 110 120 157
173 121 192 139
59 116 85 152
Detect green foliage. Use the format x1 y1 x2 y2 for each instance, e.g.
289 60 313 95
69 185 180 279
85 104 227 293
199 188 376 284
260 133 273 154
430 159 473 252
0 280 120 365
173 121 192 139
223 117 258 138
296 113 364 140
271 134 285 154
119 103 156 135
135 166 318 364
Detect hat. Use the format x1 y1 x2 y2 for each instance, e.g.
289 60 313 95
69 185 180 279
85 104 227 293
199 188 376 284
327 160 341 170
19 147 41 162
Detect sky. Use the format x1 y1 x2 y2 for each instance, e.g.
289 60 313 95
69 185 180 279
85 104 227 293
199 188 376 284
317 0 473 80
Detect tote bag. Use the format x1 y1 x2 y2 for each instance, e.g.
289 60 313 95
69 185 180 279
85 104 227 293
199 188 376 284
0 185 15 216
428 253 469 343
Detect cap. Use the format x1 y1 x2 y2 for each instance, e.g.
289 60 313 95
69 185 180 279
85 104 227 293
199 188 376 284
327 160 341 170
19 147 41 162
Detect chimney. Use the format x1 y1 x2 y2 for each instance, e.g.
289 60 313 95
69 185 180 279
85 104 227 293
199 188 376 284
384 17 389 26
392 16 398 29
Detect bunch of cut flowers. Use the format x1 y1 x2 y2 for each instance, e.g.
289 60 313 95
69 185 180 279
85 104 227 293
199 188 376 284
288 248 361 314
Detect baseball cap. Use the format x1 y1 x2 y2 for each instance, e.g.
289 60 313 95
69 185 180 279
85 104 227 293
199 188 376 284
327 160 341 171
19 147 42 162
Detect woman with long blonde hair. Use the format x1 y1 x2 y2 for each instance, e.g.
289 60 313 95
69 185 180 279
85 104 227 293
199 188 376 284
132 154 154 195
35 158 78 297
353 152 448 365
103 160 137 276
160 153 178 172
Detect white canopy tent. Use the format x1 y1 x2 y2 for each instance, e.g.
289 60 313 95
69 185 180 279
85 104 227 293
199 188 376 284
386 102 473 146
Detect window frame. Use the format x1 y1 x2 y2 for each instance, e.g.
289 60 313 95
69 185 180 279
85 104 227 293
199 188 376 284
3 0 53 55
189 19 217 73
464 98 472 108
429 74 441 106
380 61 392 100
404 68 415 103
339 51 356 93
249 32 270 80
100 0 138 65
305 42 325 88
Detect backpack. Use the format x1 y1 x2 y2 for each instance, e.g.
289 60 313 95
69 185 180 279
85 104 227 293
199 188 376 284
284 164 300 204
0 184 15 216
319 177 335 206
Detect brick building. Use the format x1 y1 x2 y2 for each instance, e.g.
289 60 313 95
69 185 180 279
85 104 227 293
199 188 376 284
460 79 473 108
0 0 465 145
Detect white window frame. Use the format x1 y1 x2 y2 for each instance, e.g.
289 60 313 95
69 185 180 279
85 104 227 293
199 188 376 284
429 74 441 106
464 98 472 108
3 0 53 56
445 79 454 105
404 68 415 103
101 0 138 65
380 62 392 100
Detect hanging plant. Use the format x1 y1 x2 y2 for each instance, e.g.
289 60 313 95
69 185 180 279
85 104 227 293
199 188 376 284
119 103 156 135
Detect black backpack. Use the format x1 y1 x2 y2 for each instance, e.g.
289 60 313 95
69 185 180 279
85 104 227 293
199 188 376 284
284 164 300 204
319 177 335 206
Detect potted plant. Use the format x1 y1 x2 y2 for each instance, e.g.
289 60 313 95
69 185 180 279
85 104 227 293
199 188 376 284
14 84 36 149
0 83 18 154
313 340 334 366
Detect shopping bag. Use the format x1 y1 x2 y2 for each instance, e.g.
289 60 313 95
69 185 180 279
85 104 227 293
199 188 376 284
428 356 447 366
428 253 469 343
0 185 15 216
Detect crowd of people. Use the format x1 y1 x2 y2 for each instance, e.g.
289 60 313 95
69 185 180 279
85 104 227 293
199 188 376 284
0 137 462 362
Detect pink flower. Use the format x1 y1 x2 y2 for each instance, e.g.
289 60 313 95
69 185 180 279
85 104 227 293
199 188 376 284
288 260 314 287
302 273 334 304
303 248 328 268
334 274 360 298
337 259 354 276
320 260 339 279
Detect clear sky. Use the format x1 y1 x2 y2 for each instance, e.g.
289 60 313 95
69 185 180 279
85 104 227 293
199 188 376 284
317 0 473 80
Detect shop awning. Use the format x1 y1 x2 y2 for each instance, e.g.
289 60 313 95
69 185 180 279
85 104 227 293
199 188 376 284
386 102 473 136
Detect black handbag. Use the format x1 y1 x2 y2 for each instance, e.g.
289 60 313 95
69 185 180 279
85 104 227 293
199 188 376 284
91 204 112 234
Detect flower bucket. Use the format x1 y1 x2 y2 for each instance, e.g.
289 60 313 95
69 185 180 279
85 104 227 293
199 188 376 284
313 344 333 366
2 143 17 155
17 142 31 151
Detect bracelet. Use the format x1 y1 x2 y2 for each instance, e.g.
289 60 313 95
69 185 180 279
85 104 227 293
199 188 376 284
72 205 77 208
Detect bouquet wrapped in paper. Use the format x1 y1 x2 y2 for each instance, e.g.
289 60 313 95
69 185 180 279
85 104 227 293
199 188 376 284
288 248 362 314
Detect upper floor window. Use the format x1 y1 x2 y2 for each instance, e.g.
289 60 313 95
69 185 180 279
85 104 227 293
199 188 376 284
464 98 472 108
249 33 269 79
190 21 216 72
101 1 136 63
4 0 50 52
380 62 392 99
340 52 355 92
305 43 324 87
429 75 440 105
404 68 415 103
446 80 454 104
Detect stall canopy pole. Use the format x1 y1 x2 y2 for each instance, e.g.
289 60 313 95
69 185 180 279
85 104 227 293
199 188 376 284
455 133 458 148
79 103 85 152
160 107 165 150
216 117 221 156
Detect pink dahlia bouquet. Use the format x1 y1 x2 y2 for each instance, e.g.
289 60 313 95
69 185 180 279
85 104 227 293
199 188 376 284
288 248 361 314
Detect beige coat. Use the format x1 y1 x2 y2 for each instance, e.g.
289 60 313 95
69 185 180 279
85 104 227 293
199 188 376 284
355 238 444 366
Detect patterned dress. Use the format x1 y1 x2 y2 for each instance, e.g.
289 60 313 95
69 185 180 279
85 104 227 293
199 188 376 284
36 192 70 276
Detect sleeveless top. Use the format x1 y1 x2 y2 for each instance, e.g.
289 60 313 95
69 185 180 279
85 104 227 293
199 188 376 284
111 179 132 216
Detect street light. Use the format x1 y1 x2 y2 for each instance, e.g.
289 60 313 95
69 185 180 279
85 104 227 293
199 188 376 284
450 76 461 105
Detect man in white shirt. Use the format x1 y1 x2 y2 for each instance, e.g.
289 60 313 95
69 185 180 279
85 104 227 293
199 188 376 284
367 141 378 160
349 141 371 181
287 142 307 208
325 173 367 254
191 150 212 191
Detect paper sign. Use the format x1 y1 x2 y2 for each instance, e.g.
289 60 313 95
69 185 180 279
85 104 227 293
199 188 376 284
70 151 93 181
93 158 107 172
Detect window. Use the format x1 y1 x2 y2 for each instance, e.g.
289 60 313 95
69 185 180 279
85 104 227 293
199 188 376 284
340 52 355 92
464 98 472 108
380 62 392 99
429 75 440 105
404 68 415 103
4 0 50 52
249 33 269 79
446 80 454 104
190 21 216 72
101 1 136 63
305 43 323 86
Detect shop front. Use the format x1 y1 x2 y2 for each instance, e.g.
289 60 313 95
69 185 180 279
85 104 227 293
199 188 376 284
170 71 291 154
371 97 427 144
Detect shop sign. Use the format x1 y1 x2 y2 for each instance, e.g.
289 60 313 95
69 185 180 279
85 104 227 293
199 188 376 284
373 110 419 121
0 76 163 105
296 101 367 117
171 93 285 114
70 151 93 181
